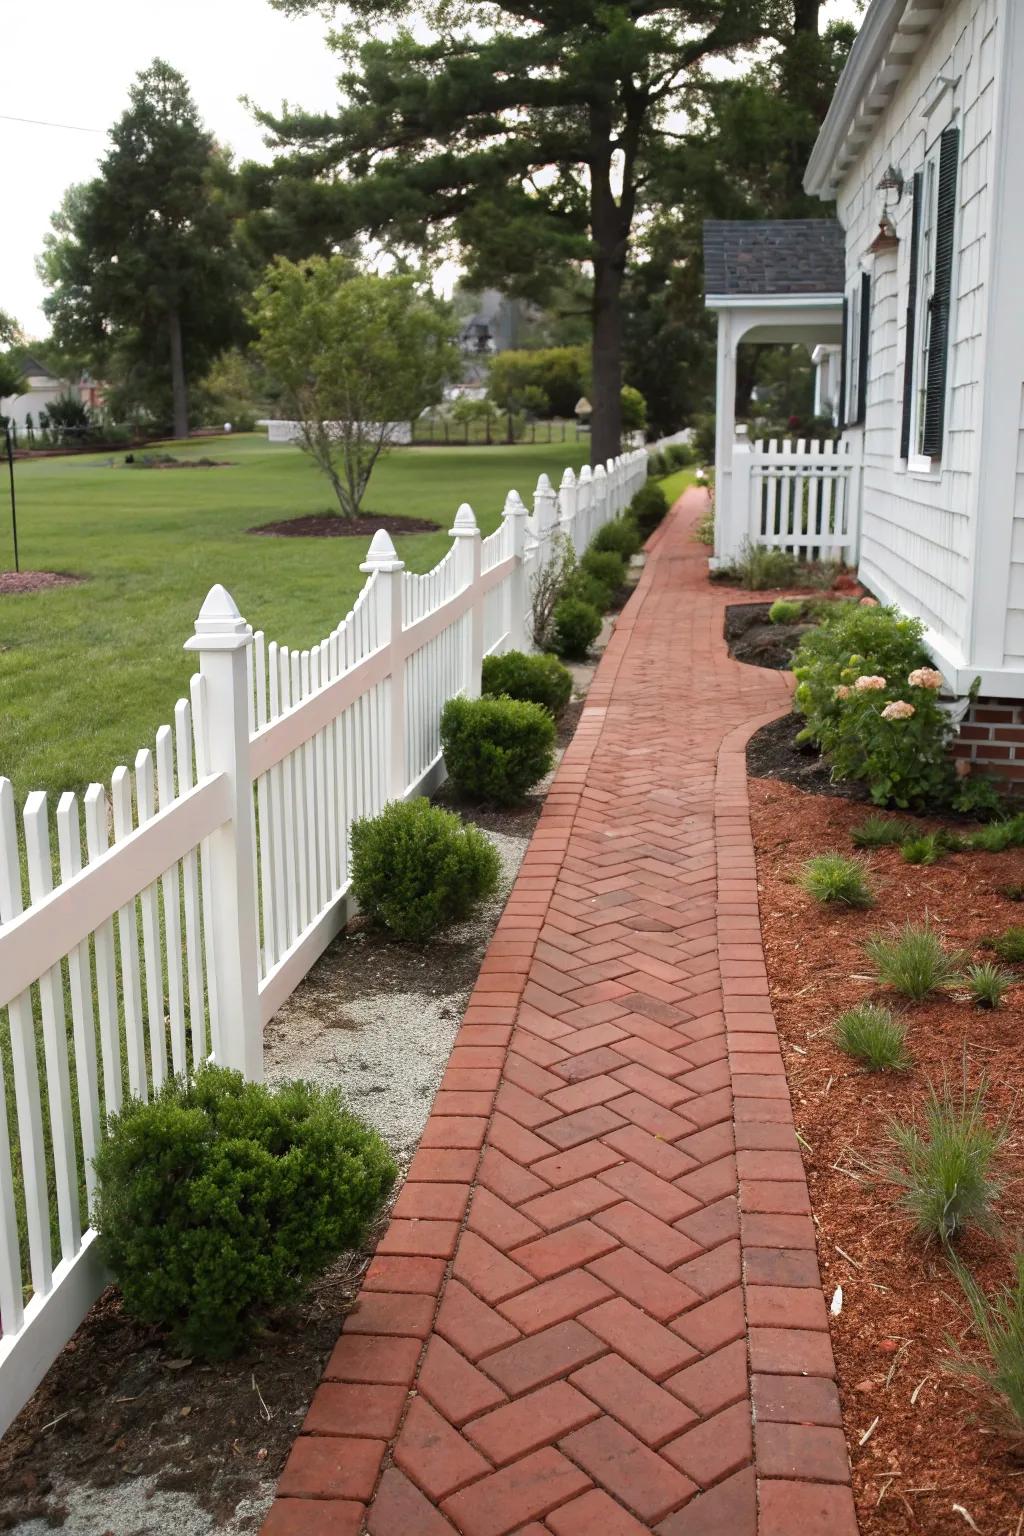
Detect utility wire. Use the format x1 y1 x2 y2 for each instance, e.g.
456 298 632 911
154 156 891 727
0 113 105 134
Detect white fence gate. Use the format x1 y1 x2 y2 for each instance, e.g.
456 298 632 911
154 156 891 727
0 448 647 1436
717 436 862 567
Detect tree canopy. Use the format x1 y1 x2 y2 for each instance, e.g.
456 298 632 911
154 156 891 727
250 0 807 462
40 60 248 437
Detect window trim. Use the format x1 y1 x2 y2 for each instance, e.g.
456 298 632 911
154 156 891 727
900 120 960 469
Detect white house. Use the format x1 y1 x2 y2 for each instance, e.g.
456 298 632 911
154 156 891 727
0 355 105 432
708 0 1024 784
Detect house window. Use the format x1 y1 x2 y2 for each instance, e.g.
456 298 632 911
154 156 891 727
900 124 960 465
842 271 871 428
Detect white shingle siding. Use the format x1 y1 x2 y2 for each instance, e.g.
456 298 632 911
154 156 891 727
836 0 999 663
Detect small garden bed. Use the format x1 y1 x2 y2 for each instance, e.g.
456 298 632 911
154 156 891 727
121 453 234 469
0 572 84 596
751 776 1024 1536
249 512 442 537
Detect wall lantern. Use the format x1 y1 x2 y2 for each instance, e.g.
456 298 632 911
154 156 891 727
876 163 904 205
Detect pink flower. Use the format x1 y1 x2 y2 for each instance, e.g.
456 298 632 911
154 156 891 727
955 758 972 779
834 685 851 700
908 667 944 690
854 674 887 691
881 700 915 720
859 596 879 607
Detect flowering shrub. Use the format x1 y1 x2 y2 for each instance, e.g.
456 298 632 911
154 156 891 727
792 602 932 753
829 674 955 810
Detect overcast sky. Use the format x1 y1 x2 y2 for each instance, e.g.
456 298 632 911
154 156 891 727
2 0 342 338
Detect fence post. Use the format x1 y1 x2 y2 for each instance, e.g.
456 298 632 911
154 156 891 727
503 489 530 652
577 464 593 550
592 463 608 533
360 530 407 798
183 584 262 1081
451 504 484 696
533 472 558 573
558 467 579 554
728 439 754 565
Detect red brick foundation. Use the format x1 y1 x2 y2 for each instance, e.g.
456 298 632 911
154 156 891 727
953 697 1024 790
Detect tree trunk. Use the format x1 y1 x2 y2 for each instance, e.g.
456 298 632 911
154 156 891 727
169 310 189 440
590 247 625 466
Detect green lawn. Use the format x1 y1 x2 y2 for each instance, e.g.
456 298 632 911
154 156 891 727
0 435 590 804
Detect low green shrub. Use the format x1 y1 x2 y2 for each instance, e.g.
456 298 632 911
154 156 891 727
850 815 915 849
966 961 1012 1009
592 517 641 560
551 597 602 661
351 797 501 939
664 441 694 470
797 852 873 907
768 599 804 625
902 834 942 866
998 883 1024 902
565 570 613 612
865 920 962 1000
580 548 626 596
947 1252 1024 1438
834 1003 909 1070
982 925 1024 963
482 650 573 716
828 677 956 812
647 449 667 478
92 1067 397 1359
886 1075 1008 1243
441 693 555 804
630 481 669 537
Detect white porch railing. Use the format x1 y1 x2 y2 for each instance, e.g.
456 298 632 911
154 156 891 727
0 448 647 1439
717 436 862 567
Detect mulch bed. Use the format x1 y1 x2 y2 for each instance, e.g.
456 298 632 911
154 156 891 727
747 709 873 803
749 776 1024 1535
249 513 441 538
0 571 83 596
726 600 813 671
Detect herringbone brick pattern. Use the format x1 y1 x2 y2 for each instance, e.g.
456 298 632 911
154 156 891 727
262 490 859 1536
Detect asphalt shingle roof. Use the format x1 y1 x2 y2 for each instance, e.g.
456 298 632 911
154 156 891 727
703 219 845 298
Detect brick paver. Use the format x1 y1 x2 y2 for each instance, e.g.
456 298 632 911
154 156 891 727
262 489 858 1535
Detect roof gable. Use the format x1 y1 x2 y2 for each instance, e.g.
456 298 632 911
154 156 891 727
703 219 846 299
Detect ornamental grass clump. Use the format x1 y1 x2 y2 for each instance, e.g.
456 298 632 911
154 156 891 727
886 1074 1008 1243
968 815 1024 853
901 833 942 866
966 961 1013 1009
482 650 572 716
441 693 555 805
797 851 874 908
946 1253 1024 1439
851 815 916 849
982 925 1024 963
93 1067 397 1359
834 1003 910 1071
350 798 500 940
865 919 962 1000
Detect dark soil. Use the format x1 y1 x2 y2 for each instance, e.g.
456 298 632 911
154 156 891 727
747 710 871 804
725 600 813 671
750 777 1024 1536
0 571 84 596
250 513 442 538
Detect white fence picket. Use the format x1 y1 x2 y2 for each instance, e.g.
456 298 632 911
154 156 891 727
0 445 646 1438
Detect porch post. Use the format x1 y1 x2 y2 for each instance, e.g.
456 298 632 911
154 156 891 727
712 308 737 568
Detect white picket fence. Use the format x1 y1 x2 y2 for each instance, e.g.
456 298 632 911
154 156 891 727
0 448 647 1437
719 436 862 566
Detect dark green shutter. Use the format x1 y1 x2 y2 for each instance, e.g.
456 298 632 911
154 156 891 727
900 172 922 458
855 271 871 426
922 125 959 456
838 296 848 429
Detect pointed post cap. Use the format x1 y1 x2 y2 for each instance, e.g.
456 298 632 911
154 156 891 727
535 473 554 496
578 463 592 482
184 584 250 652
560 466 576 489
360 527 404 572
593 462 607 480
449 502 480 538
503 488 528 518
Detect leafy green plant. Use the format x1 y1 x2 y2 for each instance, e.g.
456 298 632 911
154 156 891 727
768 598 804 625
565 570 613 612
865 920 962 1000
580 547 626 596
529 530 577 649
797 851 874 907
951 777 1006 820
630 481 669 536
591 517 641 560
551 596 603 660
441 693 555 804
829 683 955 812
982 926 1024 964
694 505 714 546
946 1252 1024 1439
93 1067 397 1359
966 962 1012 1009
851 815 916 849
351 797 501 939
902 834 942 866
834 1003 910 1071
719 542 801 591
886 1075 1008 1243
482 650 572 716
791 602 932 754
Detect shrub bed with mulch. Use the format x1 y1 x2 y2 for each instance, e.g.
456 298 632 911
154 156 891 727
750 774 1024 1536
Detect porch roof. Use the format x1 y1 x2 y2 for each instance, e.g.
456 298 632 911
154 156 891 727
703 219 846 304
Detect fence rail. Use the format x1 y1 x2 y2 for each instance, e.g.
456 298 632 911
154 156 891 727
718 436 862 567
0 447 647 1437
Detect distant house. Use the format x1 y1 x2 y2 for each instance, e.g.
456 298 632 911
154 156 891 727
0 354 105 430
706 0 1024 782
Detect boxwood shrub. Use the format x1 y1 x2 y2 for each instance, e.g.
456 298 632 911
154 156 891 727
580 547 626 596
551 596 603 660
630 481 669 537
592 517 641 560
93 1067 397 1360
482 650 573 716
441 693 556 804
351 797 501 939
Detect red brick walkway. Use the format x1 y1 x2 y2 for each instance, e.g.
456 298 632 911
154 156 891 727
262 489 859 1536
